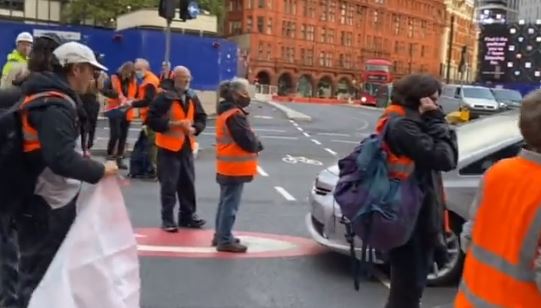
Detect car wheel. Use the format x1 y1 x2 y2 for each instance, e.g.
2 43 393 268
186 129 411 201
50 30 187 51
426 230 465 286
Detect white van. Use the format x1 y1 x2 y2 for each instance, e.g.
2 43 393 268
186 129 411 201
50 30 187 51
440 85 500 118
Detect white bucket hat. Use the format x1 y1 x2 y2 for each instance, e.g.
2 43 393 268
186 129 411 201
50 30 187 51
53 42 108 71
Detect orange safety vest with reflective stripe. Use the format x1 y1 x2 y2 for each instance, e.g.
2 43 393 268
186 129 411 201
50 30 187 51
137 71 160 123
455 154 541 308
215 108 258 177
107 74 138 122
20 91 76 153
374 104 415 180
155 99 195 152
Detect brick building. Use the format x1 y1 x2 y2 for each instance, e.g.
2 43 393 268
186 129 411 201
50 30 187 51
225 0 447 97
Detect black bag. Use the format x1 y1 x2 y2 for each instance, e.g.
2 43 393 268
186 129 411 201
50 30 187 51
128 129 155 178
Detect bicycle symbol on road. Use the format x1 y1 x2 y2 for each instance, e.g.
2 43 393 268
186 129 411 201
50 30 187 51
282 155 323 166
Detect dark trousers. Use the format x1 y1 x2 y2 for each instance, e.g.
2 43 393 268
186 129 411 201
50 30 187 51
157 147 197 224
0 219 18 308
107 116 130 157
81 100 100 150
16 196 76 308
214 183 244 245
385 228 434 308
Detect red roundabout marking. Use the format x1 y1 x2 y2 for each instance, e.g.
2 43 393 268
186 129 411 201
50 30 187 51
135 228 325 259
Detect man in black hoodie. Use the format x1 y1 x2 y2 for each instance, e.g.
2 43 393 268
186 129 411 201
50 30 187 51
16 42 118 307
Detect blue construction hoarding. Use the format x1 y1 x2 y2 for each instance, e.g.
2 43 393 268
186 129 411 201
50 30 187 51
0 20 237 90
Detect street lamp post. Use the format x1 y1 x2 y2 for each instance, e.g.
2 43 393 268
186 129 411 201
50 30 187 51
446 13 455 84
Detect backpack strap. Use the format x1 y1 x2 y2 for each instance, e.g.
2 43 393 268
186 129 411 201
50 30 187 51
20 91 77 111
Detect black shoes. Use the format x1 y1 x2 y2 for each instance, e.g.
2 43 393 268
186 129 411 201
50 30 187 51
178 214 206 229
211 237 240 247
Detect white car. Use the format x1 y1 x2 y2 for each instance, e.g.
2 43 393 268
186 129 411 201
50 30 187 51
439 85 500 118
306 111 523 286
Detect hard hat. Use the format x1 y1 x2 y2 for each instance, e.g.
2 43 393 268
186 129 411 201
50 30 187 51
16 32 33 44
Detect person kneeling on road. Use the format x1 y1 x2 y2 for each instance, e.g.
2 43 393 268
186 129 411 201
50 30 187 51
15 41 118 307
213 78 263 253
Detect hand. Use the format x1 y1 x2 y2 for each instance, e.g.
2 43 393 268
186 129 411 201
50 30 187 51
419 97 439 114
103 160 119 177
187 127 196 135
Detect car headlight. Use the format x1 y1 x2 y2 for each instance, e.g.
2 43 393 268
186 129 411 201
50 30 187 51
499 102 507 108
361 97 367 103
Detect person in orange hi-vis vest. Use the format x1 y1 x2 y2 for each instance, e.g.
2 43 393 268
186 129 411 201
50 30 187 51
213 78 263 253
132 58 160 175
148 65 207 231
101 61 138 169
159 60 174 90
456 90 541 308
381 74 458 308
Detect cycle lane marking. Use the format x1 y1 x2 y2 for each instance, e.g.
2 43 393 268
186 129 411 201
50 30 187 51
274 186 297 201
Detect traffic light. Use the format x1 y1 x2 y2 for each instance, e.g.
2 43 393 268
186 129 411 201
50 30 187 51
159 0 176 20
180 0 199 21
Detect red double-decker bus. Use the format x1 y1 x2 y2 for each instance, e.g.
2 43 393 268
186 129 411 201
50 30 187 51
359 59 393 106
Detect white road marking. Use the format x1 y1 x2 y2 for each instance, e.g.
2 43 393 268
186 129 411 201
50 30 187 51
292 122 299 127
302 132 311 138
289 120 296 124
103 127 141 132
331 139 358 144
254 128 287 133
260 136 298 140
201 132 214 136
317 132 351 137
254 115 273 119
134 233 147 238
257 166 269 177
357 119 370 131
311 139 322 145
325 148 337 155
138 235 297 254
274 186 296 201
296 127 304 132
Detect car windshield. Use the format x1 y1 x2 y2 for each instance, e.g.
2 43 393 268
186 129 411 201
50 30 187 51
463 87 495 100
492 89 522 101
365 64 389 72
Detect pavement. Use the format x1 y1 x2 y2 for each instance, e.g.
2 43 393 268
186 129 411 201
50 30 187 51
90 100 457 307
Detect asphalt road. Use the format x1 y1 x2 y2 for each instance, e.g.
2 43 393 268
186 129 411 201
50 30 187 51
92 101 457 308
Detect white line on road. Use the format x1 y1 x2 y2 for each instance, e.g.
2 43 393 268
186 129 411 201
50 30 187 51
254 115 273 119
317 132 351 137
274 186 296 201
292 122 299 127
302 132 311 138
257 166 269 177
201 132 214 136
311 139 322 145
254 128 287 133
358 119 370 131
324 148 337 156
331 139 358 144
296 127 304 132
289 120 296 124
260 136 299 140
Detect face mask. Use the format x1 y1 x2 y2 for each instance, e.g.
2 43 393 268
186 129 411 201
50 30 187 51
135 70 145 79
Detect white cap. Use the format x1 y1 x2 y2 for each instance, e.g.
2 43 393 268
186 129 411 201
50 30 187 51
53 42 108 71
16 32 33 44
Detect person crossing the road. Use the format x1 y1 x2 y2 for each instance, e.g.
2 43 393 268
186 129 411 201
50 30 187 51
455 90 541 307
148 65 207 231
213 78 263 253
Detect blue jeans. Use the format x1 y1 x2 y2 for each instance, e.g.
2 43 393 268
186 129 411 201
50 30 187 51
214 183 244 245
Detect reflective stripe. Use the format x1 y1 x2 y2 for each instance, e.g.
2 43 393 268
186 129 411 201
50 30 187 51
23 131 38 141
458 281 501 308
388 162 414 176
470 243 535 282
216 154 256 163
519 206 541 272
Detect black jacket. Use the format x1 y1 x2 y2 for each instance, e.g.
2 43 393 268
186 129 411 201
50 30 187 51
216 101 263 184
385 104 458 247
0 86 22 110
148 89 207 152
131 84 156 109
21 72 105 184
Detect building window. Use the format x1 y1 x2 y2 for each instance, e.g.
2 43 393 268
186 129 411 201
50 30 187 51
247 16 253 32
329 0 336 22
341 31 352 47
266 43 272 60
326 53 333 67
308 0 316 17
327 29 335 44
230 21 242 35
306 25 315 41
258 42 265 59
393 15 400 35
257 17 265 33
340 1 347 24
285 0 297 15
306 49 314 65
258 0 265 8
282 21 296 38
301 24 306 39
247 0 253 9
421 45 425 57
346 3 354 25
408 18 414 38
356 5 366 26
320 28 326 42
320 51 326 66
267 18 273 34
320 0 328 21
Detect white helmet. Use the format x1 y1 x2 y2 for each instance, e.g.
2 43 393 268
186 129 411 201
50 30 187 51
16 32 33 44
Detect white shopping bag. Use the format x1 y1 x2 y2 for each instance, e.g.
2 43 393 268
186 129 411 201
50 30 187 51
28 176 141 308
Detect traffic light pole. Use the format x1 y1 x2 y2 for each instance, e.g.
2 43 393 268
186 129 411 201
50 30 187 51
164 18 172 65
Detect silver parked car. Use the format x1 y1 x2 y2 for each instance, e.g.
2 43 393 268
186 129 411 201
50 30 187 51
491 88 523 110
305 111 523 286
439 85 500 118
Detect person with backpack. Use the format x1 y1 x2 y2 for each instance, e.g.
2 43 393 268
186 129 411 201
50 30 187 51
455 90 541 307
378 74 458 308
14 41 118 307
213 78 263 253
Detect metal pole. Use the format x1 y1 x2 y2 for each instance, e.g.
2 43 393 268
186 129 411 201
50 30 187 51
446 14 455 84
164 19 172 64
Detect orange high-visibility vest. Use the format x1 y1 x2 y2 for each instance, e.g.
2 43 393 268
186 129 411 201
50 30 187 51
155 99 195 152
107 74 138 122
137 71 160 123
20 91 76 153
455 154 541 307
215 108 257 177
374 104 415 180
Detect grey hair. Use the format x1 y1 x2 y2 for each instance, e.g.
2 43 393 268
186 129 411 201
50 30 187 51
173 65 191 77
135 58 150 69
218 77 249 100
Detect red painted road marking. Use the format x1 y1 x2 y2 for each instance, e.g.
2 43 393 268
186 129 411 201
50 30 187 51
135 228 325 259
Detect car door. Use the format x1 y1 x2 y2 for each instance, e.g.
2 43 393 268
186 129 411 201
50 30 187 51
444 141 524 219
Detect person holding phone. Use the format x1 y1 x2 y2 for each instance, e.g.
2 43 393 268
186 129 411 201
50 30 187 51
382 74 459 308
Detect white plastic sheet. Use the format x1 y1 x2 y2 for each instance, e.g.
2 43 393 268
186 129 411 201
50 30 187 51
28 176 141 308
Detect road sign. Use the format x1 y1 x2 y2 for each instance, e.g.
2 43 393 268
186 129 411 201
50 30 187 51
135 229 324 259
